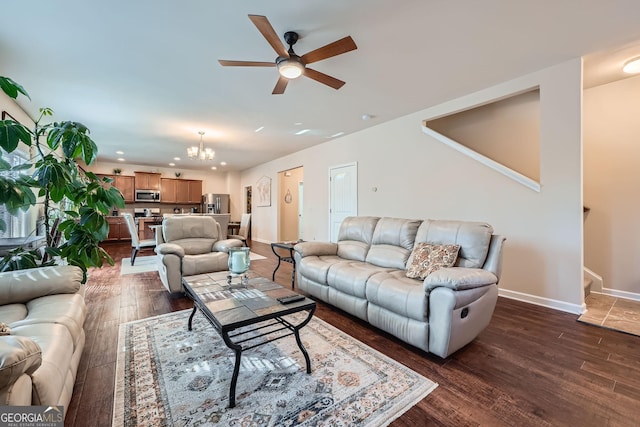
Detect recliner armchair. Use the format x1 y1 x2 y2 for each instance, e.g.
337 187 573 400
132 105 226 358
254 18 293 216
155 215 243 293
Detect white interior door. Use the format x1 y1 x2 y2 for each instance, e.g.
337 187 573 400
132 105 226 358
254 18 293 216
329 163 357 242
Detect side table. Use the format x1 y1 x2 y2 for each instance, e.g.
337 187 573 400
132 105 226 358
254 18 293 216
270 241 299 289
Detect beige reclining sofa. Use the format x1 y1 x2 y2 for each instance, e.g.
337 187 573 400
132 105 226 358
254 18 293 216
295 216 505 358
0 265 86 410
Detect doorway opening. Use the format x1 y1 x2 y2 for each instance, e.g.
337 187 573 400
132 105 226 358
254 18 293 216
278 167 303 242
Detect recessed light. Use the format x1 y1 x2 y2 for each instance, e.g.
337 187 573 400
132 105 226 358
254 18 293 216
623 57 640 74
295 129 310 135
211 166 217 170
169 162 175 166
361 113 373 121
117 158 125 162
294 122 303 126
254 126 264 133
220 162 227 166
173 157 181 161
116 150 124 155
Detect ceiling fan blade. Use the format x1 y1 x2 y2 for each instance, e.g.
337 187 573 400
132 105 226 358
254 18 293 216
248 15 289 58
301 36 357 64
218 60 275 67
272 76 289 95
304 68 346 90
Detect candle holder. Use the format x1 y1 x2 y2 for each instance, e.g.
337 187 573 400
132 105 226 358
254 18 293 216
227 247 251 287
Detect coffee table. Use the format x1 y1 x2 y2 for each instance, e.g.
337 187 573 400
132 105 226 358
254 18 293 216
182 271 316 408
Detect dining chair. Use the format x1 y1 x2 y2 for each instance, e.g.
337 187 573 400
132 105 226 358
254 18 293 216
122 213 156 265
228 213 251 247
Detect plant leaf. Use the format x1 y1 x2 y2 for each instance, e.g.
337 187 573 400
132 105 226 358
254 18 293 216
0 76 30 100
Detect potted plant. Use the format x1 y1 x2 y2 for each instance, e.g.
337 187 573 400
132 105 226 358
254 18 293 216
175 171 182 178
113 168 122 175
0 76 125 280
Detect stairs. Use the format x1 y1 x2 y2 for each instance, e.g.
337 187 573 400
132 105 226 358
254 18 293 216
583 277 593 298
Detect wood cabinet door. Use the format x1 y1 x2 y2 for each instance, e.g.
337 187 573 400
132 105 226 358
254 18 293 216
161 178 177 203
148 173 161 190
135 172 160 190
176 180 190 203
115 176 135 203
107 218 121 241
188 180 202 204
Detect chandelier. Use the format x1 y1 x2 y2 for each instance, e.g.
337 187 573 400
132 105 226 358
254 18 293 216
188 131 215 161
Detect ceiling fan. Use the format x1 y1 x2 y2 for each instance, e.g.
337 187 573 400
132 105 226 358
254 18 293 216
218 15 357 95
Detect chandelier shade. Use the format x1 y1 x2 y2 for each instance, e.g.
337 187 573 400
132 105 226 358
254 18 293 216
188 131 215 161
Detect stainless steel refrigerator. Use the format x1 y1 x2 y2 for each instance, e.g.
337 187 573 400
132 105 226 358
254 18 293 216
202 193 230 214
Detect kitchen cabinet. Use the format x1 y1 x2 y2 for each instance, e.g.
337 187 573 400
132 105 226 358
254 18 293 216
96 174 135 203
160 178 177 203
135 172 161 190
188 180 202 203
106 216 130 241
176 179 190 203
160 178 202 204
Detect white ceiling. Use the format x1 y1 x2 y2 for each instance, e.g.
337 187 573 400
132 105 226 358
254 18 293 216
2 0 640 172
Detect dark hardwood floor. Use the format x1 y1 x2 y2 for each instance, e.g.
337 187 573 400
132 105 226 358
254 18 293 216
66 241 640 426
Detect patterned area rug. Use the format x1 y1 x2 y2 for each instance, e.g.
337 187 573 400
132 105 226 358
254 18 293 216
113 310 437 426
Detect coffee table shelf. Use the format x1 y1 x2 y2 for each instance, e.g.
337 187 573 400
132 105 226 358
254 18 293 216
182 271 316 408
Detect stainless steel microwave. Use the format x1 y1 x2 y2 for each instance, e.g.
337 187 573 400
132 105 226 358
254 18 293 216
135 189 161 202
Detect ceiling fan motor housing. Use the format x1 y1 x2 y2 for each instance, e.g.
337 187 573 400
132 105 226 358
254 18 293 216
283 31 299 47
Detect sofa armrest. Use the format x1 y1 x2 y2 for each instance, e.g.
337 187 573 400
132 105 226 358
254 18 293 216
294 241 338 258
423 267 498 293
0 336 42 389
155 243 185 258
213 239 244 253
0 265 83 306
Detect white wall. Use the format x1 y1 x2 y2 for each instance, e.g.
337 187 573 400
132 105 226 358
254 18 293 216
584 74 640 297
241 58 584 313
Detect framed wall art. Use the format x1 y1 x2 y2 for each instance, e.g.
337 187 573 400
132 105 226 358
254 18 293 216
255 175 271 207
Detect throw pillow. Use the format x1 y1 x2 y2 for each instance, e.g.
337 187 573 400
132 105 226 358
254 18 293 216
406 243 460 280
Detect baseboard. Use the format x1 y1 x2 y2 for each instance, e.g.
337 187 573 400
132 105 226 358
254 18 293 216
583 267 603 292
498 288 585 315
599 287 640 302
251 237 273 244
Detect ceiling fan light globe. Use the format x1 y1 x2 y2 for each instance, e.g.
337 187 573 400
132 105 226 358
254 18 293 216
623 57 640 74
277 56 305 79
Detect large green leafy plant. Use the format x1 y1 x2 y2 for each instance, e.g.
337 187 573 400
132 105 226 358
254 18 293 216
0 76 124 279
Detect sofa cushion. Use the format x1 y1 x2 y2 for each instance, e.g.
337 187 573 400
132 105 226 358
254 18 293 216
182 252 229 276
366 218 421 269
327 261 390 298
11 323 73 405
163 216 220 242
0 266 83 306
9 294 86 350
0 304 27 324
336 217 380 262
0 336 41 389
406 243 460 280
365 271 428 322
415 220 493 268
298 255 346 286
170 238 216 255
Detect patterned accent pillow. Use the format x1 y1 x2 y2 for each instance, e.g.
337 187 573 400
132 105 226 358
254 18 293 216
405 243 461 280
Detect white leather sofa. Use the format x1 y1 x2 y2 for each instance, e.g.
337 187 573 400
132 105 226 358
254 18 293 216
295 216 506 358
0 265 86 409
155 215 243 292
